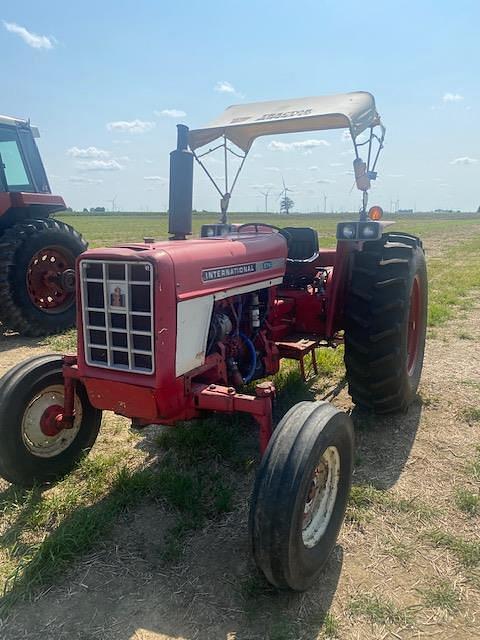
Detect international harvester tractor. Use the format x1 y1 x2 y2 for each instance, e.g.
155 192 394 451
0 93 427 590
0 115 86 336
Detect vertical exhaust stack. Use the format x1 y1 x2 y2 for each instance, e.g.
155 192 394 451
168 124 194 240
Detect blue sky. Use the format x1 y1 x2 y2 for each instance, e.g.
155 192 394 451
2 1 479 213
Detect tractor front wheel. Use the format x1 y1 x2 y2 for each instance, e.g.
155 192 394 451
0 355 102 486
344 232 428 413
249 401 354 590
0 218 87 336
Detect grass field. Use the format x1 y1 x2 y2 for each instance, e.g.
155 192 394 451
1 212 480 639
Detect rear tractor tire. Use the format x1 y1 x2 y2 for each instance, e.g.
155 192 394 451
0 355 101 487
0 218 87 336
249 401 354 590
344 232 428 414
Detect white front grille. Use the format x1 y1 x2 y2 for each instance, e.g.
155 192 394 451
80 260 154 374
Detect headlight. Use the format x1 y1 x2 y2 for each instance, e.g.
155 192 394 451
337 223 357 240
358 222 381 240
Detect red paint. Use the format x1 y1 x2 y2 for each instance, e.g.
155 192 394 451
40 405 65 436
325 241 354 337
27 246 75 311
63 232 358 453
191 382 275 454
0 192 65 217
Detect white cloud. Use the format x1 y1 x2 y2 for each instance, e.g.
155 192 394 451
215 80 236 94
330 162 344 167
341 130 352 142
251 183 275 190
252 153 262 159
106 120 155 134
309 166 319 171
3 21 54 49
67 146 110 159
78 159 123 172
154 109 187 118
387 174 405 178
265 166 280 172
443 93 464 103
268 139 330 152
304 178 335 185
143 176 167 183
450 156 478 165
69 176 103 184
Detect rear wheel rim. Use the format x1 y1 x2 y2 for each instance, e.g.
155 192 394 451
21 384 82 458
302 446 340 548
407 275 421 376
26 245 76 314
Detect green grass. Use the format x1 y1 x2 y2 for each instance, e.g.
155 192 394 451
455 488 480 516
346 484 436 525
462 407 480 425
419 580 460 612
0 359 316 608
5 211 480 614
348 592 413 625
0 425 248 610
426 530 480 567
426 236 480 326
470 447 480 481
57 211 480 251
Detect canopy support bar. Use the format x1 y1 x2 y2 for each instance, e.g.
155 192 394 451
192 136 249 224
352 123 386 218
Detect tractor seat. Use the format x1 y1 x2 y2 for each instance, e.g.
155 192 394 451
282 227 319 262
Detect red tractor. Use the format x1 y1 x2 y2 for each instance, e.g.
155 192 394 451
0 115 86 336
0 93 427 591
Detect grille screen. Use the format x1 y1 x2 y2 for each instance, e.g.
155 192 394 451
80 260 154 374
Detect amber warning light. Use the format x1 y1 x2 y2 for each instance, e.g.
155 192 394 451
368 206 384 221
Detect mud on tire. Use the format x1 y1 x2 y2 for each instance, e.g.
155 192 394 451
0 218 87 336
344 232 428 414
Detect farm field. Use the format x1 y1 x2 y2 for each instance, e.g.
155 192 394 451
0 213 480 640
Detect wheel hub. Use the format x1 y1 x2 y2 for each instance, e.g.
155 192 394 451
302 446 340 548
26 246 76 313
22 385 82 458
39 404 68 437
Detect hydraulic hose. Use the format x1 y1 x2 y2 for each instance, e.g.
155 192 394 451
238 331 257 383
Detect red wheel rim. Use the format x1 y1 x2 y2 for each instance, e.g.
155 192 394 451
407 275 421 376
26 245 75 314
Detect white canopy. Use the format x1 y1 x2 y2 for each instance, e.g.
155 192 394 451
188 91 381 152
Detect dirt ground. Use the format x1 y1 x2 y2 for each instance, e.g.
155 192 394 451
1 298 480 639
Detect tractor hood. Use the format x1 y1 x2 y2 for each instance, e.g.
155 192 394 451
188 91 381 152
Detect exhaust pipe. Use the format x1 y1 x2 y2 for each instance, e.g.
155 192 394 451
168 124 194 240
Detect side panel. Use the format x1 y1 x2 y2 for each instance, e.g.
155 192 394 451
176 295 214 376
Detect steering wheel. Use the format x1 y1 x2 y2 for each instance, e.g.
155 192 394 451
236 222 292 248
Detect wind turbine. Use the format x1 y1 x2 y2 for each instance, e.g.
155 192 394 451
106 195 117 213
279 177 294 214
259 188 272 214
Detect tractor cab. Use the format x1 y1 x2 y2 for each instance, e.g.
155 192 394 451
0 116 50 195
